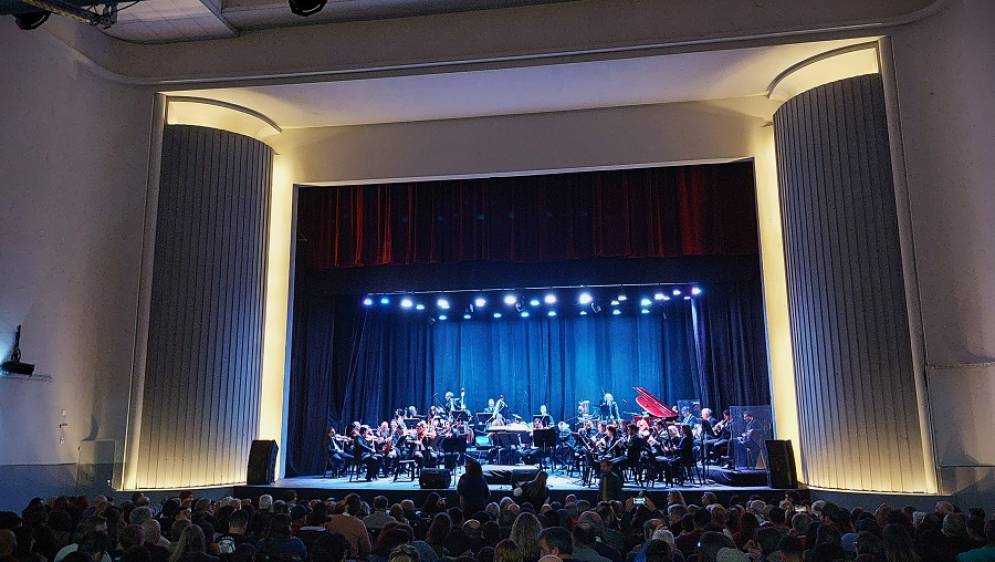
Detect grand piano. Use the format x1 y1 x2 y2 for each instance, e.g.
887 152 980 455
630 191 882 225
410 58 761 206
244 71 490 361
633 386 679 421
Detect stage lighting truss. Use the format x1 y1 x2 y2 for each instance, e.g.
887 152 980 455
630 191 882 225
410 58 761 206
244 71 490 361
361 284 703 322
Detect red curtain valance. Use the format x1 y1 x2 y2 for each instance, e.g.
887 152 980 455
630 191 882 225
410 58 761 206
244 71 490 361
297 162 758 270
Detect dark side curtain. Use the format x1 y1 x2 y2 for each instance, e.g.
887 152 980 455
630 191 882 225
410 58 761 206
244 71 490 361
296 162 759 270
286 280 769 476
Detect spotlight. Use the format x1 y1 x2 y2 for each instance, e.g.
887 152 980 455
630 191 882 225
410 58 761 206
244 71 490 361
503 294 518 306
691 287 703 296
437 298 450 310
14 10 50 30
578 292 593 305
521 311 530 318
544 294 557 305
288 0 327 17
548 310 557 317
362 297 374 306
672 289 682 296
617 293 628 302
493 312 502 319
639 298 652 307
612 309 622 316
439 315 448 321
529 298 541 307
415 303 425 311
641 309 650 314
380 297 391 305
610 300 620 306
683 296 691 300
463 313 472 320
662 295 671 301
580 310 588 316
400 297 414 309
474 297 487 308
654 291 666 301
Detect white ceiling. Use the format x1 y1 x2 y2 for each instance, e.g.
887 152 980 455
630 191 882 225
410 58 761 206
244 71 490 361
166 38 867 129
103 0 569 43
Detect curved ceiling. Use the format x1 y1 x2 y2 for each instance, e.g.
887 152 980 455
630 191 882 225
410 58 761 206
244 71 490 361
166 38 872 128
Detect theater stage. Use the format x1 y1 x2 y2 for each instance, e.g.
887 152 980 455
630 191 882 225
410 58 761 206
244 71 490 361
234 465 798 506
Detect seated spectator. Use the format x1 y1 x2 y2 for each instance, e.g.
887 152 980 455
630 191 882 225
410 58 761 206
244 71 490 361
364 497 395 532
571 523 609 562
369 527 413 562
495 539 523 562
537 528 573 561
167 526 216 562
256 514 306 561
958 520 995 562
510 513 542 562
326 495 371 561
388 544 419 562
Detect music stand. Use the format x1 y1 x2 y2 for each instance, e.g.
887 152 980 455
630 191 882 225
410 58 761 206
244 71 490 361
452 410 470 423
532 414 552 427
403 417 422 428
441 436 468 472
532 428 557 471
475 413 493 426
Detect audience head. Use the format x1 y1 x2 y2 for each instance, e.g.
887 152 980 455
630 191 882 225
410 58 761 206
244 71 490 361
537 527 572 559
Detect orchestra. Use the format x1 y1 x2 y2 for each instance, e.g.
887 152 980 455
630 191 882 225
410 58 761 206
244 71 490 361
324 386 758 485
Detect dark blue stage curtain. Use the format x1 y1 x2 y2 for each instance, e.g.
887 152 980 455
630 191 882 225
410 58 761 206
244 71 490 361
286 280 769 476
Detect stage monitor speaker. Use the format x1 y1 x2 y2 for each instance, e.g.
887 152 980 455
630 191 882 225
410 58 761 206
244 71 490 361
765 439 797 489
246 440 278 485
419 468 452 489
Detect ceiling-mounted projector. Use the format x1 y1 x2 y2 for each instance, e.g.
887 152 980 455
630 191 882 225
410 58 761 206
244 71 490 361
0 0 123 30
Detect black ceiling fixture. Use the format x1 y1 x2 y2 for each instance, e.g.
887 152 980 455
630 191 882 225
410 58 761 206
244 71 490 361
288 0 326 17
2 0 121 30
13 9 49 29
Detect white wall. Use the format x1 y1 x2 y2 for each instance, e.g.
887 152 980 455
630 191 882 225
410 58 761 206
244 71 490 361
0 26 153 508
886 0 995 500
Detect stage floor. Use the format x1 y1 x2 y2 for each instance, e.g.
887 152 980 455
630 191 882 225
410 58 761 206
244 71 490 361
234 465 794 506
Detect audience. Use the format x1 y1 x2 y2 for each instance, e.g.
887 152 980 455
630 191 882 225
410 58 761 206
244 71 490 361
4 483 995 562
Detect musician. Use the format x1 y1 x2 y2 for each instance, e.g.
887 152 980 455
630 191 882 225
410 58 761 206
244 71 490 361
411 422 439 468
700 408 729 463
325 427 353 477
611 424 646 481
535 404 554 428
406 405 419 418
483 398 497 414
444 389 468 415
353 425 382 481
679 406 697 427
655 424 694 486
599 393 621 423
393 409 408 429
734 410 763 467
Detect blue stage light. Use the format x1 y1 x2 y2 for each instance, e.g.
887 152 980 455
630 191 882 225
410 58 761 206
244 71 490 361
544 294 557 305
503 294 518 306
641 309 650 314
640 297 652 306
437 298 450 310
548 310 557 317
579 310 588 316
439 314 448 320
672 289 682 296
463 313 472 319
617 294 628 302
578 292 593 305
521 311 530 318
415 303 425 311
474 297 487 308
654 291 665 301
683 295 691 300
612 309 622 316
691 287 703 296
400 297 414 309
529 298 541 307
610 300 620 306
380 297 391 305
362 297 374 306
662 295 671 301
493 312 502 319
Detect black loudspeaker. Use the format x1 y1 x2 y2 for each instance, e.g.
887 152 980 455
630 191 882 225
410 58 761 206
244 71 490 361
419 468 452 489
246 440 279 485
765 439 798 489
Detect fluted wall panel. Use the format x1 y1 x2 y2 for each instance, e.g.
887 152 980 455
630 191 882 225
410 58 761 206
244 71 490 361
774 74 926 492
135 125 272 489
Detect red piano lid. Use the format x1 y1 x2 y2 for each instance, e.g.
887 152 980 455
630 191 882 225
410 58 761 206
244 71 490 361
633 386 679 419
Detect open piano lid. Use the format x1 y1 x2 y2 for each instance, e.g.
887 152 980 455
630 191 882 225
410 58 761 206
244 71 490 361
633 386 679 419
